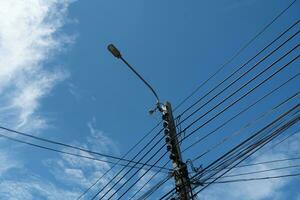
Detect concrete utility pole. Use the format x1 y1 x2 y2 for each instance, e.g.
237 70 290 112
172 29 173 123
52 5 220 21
161 102 193 200
107 44 193 200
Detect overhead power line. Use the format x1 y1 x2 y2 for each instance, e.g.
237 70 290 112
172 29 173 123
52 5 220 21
229 156 300 170
191 115 300 199
0 126 170 172
205 172 300 184
160 105 299 199
119 44 300 200
75 123 163 200
206 163 300 180
89 2 299 199
179 48 300 145
0 132 164 171
178 34 300 137
174 0 298 112
123 40 300 200
178 19 300 119
136 175 173 200
192 114 300 197
130 78 299 200
191 91 300 162
126 18 300 199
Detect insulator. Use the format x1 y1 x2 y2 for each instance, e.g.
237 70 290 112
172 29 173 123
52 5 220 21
166 144 172 151
164 128 170 135
162 113 169 121
165 136 171 143
163 121 168 128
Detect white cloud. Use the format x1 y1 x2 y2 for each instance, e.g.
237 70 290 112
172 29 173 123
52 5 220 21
0 178 78 200
0 0 78 199
87 118 120 155
0 0 73 131
42 120 123 199
0 150 21 176
136 169 156 194
201 132 300 200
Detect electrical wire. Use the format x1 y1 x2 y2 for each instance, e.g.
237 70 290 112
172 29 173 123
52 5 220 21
204 172 300 184
178 20 300 120
178 36 300 136
91 9 299 200
205 163 300 180
200 112 300 180
0 132 163 171
183 73 300 154
191 91 300 162
187 116 299 199
124 20 300 199
120 49 300 200
230 156 300 170
0 126 170 172
178 49 300 145
192 115 300 197
192 114 299 186
160 106 299 199
76 122 166 199
129 76 299 200
136 175 173 200
173 0 298 112
88 3 299 198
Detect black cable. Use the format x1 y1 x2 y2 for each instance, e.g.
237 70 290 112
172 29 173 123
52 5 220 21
129 161 171 200
229 156 300 170
190 116 300 199
0 126 170 172
201 155 300 175
199 112 300 180
157 55 300 200
191 90 300 162
0 132 163 171
92 131 166 199
241 128 300 166
121 50 300 200
206 163 300 180
130 77 299 200
93 13 300 200
76 123 167 199
126 27 299 199
107 150 168 200
178 49 300 145
184 74 299 155
192 114 298 186
204 172 300 184
178 35 300 135
160 106 299 199
91 3 299 199
173 0 298 112
92 16 300 200
202 127 300 176
193 115 300 197
136 175 172 200
178 19 300 119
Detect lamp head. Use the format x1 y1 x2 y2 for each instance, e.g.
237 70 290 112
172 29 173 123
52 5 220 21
107 44 122 59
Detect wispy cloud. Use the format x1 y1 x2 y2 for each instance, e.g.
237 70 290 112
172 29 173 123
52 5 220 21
0 0 78 199
0 0 73 131
43 119 122 199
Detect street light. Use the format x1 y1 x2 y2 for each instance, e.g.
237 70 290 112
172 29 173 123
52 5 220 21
107 44 162 113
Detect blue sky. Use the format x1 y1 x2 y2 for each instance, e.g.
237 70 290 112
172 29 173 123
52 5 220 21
0 0 300 199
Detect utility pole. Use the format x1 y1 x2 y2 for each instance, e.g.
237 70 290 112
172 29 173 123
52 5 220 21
107 44 193 200
162 102 193 200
